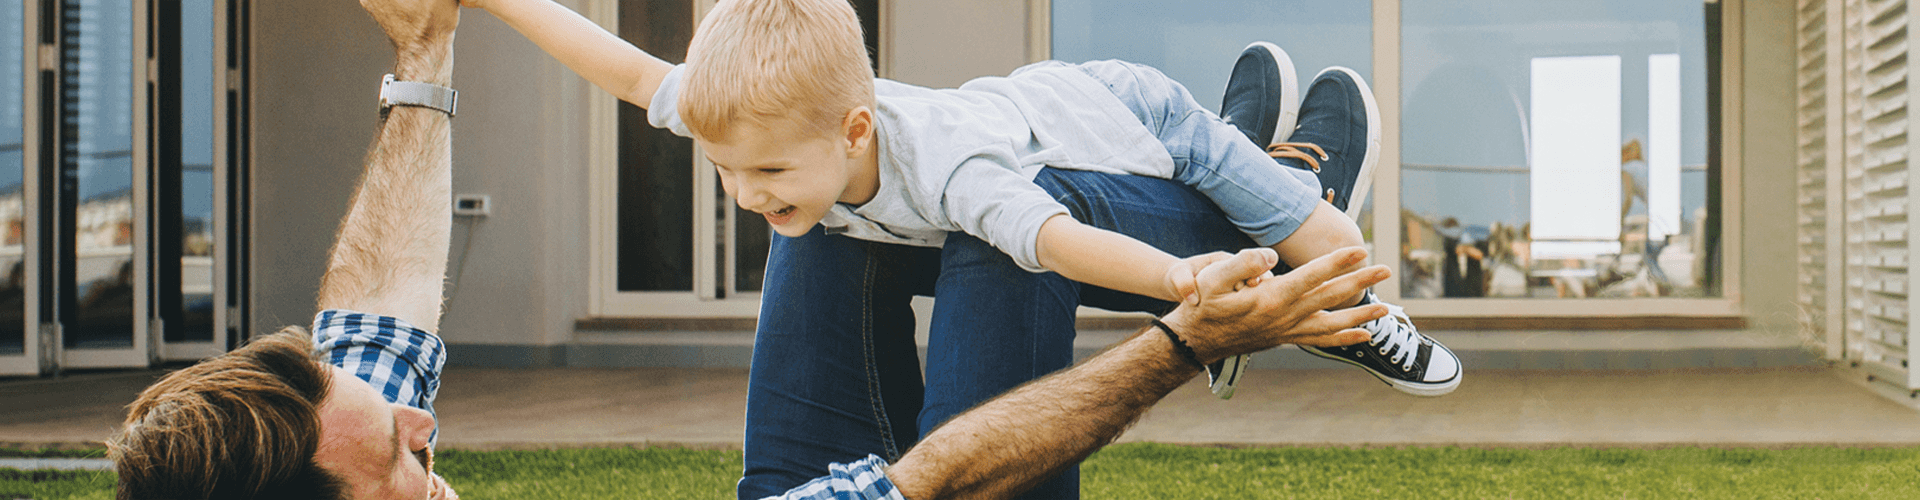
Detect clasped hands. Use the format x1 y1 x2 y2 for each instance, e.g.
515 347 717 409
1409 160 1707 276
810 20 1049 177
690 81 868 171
1161 247 1391 365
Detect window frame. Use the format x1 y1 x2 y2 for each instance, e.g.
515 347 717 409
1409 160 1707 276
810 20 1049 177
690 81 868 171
1030 0 1744 320
588 0 763 317
0 0 246 375
1374 0 1744 318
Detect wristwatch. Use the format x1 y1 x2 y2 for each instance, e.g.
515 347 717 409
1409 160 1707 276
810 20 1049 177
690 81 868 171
379 73 458 118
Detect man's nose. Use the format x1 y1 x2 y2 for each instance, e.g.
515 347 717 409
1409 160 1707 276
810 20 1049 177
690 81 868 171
394 404 436 450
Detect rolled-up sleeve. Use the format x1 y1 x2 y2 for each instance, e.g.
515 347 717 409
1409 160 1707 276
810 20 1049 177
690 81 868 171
941 157 1071 273
311 310 447 416
647 64 693 138
762 455 907 500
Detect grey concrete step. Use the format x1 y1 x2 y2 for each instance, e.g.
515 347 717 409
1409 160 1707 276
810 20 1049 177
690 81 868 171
452 328 1820 370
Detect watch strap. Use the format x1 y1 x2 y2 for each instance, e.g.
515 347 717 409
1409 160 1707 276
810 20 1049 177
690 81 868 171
379 74 457 117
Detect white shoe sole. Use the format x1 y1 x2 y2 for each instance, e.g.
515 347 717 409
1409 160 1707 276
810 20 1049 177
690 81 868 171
1209 353 1250 399
1299 342 1462 397
1311 66 1379 222
1244 41 1299 143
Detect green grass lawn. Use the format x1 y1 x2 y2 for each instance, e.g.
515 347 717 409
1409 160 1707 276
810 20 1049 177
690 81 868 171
6 444 1920 499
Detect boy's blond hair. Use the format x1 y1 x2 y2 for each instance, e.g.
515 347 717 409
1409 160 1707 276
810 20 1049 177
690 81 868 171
682 0 874 141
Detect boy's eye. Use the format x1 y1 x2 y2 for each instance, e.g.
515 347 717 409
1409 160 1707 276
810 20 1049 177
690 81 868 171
756 168 786 174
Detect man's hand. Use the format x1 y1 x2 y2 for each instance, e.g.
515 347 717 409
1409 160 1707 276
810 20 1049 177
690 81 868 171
361 0 461 54
1162 247 1389 363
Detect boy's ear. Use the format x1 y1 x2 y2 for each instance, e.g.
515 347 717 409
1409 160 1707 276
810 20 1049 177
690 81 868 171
843 106 874 158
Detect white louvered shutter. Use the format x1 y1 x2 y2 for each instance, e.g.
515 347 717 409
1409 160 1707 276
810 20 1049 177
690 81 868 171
1840 0 1920 393
1798 0 1841 359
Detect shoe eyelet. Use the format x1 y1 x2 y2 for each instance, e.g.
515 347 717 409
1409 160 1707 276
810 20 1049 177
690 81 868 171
1312 165 1322 173
1377 347 1389 356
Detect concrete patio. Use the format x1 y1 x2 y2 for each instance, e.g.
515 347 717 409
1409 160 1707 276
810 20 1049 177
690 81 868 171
6 364 1920 451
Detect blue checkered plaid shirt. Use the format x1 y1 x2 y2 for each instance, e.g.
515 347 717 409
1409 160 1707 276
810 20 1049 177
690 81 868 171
764 455 906 500
311 309 448 444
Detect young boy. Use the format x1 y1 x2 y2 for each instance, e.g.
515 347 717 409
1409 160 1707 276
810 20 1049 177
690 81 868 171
468 0 1459 496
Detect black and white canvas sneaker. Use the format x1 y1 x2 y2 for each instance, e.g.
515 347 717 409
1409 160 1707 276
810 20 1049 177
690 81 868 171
1300 291 1462 396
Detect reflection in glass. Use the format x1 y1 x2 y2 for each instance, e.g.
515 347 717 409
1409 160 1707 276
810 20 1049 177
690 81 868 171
1050 0 1378 260
66 0 136 348
173 0 217 342
1400 0 1713 299
0 3 22 355
616 0 693 292
1052 0 1371 113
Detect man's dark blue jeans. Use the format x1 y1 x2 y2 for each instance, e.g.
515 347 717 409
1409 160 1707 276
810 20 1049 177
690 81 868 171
738 168 1274 500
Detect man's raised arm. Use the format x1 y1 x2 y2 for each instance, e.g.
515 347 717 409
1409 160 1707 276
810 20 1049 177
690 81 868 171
886 247 1391 500
315 0 460 331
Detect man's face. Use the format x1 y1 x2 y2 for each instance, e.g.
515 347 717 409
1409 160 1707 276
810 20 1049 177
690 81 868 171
700 113 874 237
313 365 446 499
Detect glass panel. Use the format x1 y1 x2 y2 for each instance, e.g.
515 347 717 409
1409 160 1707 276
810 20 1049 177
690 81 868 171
617 0 694 292
1052 0 1372 110
0 2 23 355
1050 0 1376 244
733 204 767 292
172 0 215 342
1399 0 1714 299
65 0 135 348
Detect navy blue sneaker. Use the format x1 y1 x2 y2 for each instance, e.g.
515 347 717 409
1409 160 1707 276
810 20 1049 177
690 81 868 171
1269 67 1380 220
1207 42 1297 401
1220 41 1299 147
1300 291 1461 396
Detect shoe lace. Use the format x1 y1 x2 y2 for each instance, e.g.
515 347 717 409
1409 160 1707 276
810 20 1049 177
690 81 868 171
1365 301 1421 372
1268 142 1328 172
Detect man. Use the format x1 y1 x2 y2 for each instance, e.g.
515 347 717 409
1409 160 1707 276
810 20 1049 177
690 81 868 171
105 0 1391 499
109 0 459 497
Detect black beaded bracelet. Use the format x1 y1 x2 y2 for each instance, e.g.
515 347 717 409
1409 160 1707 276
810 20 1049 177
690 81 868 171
1149 318 1206 369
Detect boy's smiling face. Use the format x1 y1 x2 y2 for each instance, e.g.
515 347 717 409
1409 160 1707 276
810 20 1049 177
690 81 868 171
701 108 878 237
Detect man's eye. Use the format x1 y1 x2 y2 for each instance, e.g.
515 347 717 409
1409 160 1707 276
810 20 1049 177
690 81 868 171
757 168 785 174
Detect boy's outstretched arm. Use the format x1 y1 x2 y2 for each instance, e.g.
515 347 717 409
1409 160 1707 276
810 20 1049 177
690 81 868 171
465 0 673 107
1035 214 1213 304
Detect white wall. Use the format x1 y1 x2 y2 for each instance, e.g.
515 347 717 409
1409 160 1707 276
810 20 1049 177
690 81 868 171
248 0 1800 350
886 0 1032 88
1738 0 1798 336
252 3 594 346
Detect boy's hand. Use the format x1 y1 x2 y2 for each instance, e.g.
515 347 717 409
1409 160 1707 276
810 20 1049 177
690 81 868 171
1165 252 1274 307
1162 247 1387 363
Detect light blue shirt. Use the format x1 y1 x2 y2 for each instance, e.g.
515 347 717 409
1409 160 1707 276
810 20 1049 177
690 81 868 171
651 62 1174 272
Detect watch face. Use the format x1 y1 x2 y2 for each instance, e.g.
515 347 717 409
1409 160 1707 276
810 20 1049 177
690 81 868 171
379 74 397 107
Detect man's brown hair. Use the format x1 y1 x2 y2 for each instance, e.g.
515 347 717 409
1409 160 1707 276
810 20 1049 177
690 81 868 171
107 328 347 500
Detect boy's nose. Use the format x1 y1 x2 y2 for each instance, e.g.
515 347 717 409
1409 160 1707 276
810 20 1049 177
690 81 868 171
735 184 772 211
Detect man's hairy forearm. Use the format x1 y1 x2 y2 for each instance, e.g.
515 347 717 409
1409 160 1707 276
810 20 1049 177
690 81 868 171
888 326 1198 500
315 39 455 330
